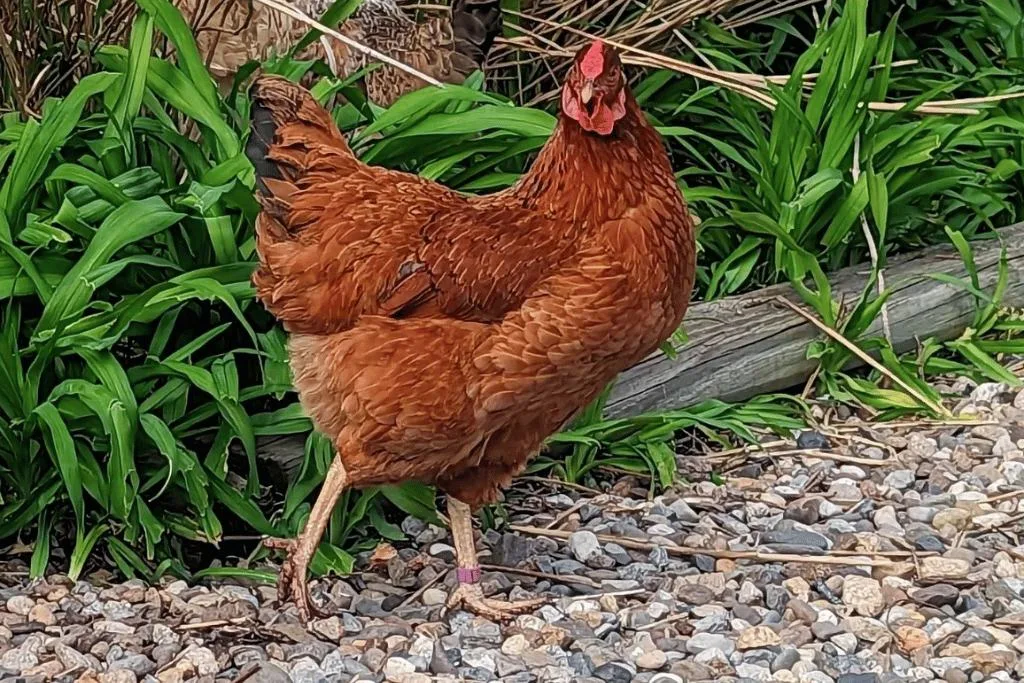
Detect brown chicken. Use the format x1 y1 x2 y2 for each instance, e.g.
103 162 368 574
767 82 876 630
246 40 697 621
176 0 501 104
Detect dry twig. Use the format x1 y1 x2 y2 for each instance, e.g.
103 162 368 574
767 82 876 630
510 524 926 567
775 296 952 417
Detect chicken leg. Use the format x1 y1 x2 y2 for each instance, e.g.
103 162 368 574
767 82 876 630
263 455 349 623
444 498 548 621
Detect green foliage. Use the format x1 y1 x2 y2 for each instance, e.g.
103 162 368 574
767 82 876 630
536 394 807 488
644 0 1024 417
653 1 1024 302
0 0 1022 578
0 0 578 579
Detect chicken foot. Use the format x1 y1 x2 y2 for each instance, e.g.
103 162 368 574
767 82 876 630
263 455 349 623
444 498 548 621
265 458 544 624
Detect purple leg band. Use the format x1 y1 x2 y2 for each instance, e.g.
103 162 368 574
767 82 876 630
457 566 481 584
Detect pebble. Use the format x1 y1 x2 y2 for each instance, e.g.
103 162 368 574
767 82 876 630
911 584 959 608
421 588 447 606
635 649 667 670
0 647 38 673
883 470 915 490
918 557 971 582
0 389 1017 683
385 657 417 681
932 508 972 531
569 530 602 563
5 595 33 616
737 625 781 649
686 633 736 655
929 657 973 676
179 646 218 677
593 662 633 683
842 576 886 617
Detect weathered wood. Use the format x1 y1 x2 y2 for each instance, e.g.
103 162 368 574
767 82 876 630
607 222 1024 417
257 223 1024 479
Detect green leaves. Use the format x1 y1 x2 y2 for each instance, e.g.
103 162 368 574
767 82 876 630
134 0 220 109
2 0 1022 583
0 73 119 230
34 197 184 340
97 48 240 161
34 403 84 542
541 394 806 486
0 0 311 580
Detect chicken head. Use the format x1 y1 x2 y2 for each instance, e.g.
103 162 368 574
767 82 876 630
561 41 628 136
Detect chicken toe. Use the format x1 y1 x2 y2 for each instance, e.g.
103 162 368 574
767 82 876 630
444 582 548 621
264 456 350 625
263 536 326 622
443 497 548 621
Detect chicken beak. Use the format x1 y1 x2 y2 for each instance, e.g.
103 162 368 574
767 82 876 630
580 80 595 106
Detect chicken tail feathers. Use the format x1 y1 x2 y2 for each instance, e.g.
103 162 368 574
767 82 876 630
247 76 359 329
246 75 354 200
451 0 503 71
246 99 285 196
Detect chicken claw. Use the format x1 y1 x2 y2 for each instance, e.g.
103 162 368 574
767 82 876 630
263 537 328 622
442 497 548 621
263 457 350 625
444 582 548 621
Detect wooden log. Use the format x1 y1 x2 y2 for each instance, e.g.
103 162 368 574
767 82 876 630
606 222 1024 417
256 223 1024 480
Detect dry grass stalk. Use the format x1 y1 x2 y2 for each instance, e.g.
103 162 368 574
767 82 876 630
510 524 920 567
1 0 136 114
704 447 894 467
499 6 777 108
251 0 444 87
852 134 892 343
720 0 823 29
775 296 953 417
489 7 1020 117
480 563 600 587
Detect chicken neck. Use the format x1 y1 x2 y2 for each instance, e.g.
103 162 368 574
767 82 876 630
509 101 667 225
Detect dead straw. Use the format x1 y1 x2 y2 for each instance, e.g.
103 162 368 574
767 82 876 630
510 524 922 568
252 0 444 87
775 297 953 417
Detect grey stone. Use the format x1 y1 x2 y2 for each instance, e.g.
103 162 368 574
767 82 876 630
772 648 801 672
249 663 291 683
911 585 959 608
0 648 38 673
761 529 831 550
685 633 736 655
883 470 916 490
929 658 972 677
593 662 634 683
110 654 156 677
569 531 602 563
290 658 327 683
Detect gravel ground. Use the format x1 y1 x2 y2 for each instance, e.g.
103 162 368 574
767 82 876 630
2 380 1024 683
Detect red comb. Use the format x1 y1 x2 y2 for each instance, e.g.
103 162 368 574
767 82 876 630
580 41 605 79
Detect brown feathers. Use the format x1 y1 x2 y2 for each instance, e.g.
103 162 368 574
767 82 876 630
247 47 695 508
174 0 501 104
